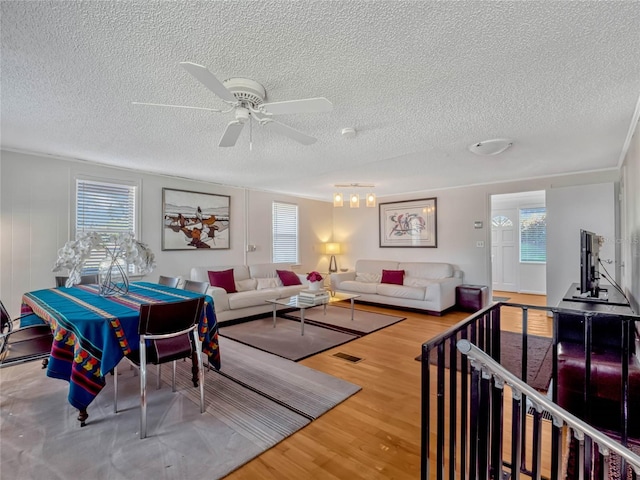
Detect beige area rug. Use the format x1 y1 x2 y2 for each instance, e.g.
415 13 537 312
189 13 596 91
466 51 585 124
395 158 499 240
0 337 360 480
285 304 406 335
220 307 406 361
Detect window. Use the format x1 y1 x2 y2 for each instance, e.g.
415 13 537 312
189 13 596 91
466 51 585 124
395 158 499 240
75 178 138 273
520 207 546 263
272 202 298 263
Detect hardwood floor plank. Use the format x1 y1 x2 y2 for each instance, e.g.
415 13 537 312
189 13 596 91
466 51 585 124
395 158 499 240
224 292 549 479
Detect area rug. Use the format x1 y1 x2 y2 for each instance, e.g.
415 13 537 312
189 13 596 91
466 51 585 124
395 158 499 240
416 331 553 391
285 305 406 335
563 431 640 479
0 339 360 480
220 317 359 361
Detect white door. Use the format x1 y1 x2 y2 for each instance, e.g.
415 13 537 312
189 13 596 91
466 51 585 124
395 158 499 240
492 208 518 291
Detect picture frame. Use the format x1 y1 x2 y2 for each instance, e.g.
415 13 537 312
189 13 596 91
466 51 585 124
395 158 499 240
379 197 437 248
162 188 230 250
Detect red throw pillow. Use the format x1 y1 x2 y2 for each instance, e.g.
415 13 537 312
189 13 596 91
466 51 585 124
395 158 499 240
207 269 237 293
381 269 405 285
276 269 302 286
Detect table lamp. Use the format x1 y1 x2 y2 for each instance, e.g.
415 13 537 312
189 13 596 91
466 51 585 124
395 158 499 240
323 242 342 273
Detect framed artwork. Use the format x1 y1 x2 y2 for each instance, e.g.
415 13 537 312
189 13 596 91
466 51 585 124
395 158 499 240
162 188 230 250
379 197 437 248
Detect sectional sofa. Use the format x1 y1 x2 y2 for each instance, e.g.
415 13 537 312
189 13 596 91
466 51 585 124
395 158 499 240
330 259 463 315
190 263 309 324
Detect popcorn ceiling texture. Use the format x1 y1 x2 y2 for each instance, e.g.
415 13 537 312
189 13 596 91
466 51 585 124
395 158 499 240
1 1 639 199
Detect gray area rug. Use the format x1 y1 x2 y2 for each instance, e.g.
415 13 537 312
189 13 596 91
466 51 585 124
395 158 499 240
286 304 406 335
220 317 359 361
0 338 360 480
418 331 553 391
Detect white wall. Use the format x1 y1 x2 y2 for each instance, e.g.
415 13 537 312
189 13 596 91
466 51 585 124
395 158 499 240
546 183 617 308
333 172 620 296
0 150 333 316
621 118 640 313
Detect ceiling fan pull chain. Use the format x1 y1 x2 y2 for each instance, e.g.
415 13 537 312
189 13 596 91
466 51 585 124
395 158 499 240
249 115 253 151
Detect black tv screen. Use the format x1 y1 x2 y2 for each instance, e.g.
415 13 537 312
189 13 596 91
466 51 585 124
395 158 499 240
579 229 600 297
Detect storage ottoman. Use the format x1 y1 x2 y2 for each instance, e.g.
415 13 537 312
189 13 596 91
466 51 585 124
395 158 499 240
456 284 488 312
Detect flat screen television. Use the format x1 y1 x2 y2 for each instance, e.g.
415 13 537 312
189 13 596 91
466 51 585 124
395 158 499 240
578 229 602 298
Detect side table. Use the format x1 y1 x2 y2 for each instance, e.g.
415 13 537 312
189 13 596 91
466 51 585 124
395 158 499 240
456 284 488 312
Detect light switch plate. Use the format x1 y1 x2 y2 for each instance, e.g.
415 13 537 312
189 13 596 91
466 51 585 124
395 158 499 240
476 241 484 248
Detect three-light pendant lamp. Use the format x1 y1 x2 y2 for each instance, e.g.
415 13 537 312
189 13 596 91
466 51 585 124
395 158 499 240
333 184 376 208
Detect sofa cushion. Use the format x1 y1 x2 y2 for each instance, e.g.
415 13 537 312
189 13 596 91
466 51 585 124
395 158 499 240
404 276 434 287
355 272 381 283
377 283 425 300
338 280 378 294
277 269 302 286
235 278 257 292
399 262 453 279
256 277 280 289
381 269 404 285
228 289 281 310
355 259 400 274
208 269 237 293
192 265 250 283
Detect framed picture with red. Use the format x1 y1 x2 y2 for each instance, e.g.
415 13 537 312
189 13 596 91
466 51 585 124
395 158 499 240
162 188 230 250
379 197 437 248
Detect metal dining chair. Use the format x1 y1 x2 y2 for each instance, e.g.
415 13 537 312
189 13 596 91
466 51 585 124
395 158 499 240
113 297 206 438
55 274 99 287
0 300 53 369
158 275 180 289
183 280 209 294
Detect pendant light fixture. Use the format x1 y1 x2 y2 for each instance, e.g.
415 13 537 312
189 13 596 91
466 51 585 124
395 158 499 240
333 183 375 209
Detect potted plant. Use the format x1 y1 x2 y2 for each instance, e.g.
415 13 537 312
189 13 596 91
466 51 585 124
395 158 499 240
306 271 323 291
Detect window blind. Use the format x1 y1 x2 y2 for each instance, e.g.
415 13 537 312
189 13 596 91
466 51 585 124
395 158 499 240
520 207 546 263
76 179 137 272
272 202 298 263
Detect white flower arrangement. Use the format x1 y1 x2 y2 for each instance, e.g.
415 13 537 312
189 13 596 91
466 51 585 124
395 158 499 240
53 231 156 288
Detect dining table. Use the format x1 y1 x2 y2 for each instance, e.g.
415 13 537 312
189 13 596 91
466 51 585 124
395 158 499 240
20 281 221 426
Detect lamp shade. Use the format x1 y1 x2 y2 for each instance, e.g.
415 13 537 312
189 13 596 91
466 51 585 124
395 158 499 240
365 192 376 207
349 193 360 208
323 242 341 255
333 192 344 207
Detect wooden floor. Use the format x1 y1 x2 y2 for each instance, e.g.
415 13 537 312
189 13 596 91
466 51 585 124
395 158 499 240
225 291 550 480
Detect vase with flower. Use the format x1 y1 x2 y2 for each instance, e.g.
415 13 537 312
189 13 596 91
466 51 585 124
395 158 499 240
306 271 324 291
53 231 156 297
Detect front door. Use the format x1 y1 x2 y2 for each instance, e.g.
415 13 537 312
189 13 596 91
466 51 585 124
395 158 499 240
492 209 518 292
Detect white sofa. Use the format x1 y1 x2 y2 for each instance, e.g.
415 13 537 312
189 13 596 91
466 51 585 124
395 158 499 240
330 259 463 315
190 263 309 324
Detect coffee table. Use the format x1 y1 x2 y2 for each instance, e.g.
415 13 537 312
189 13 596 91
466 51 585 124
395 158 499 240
266 292 360 335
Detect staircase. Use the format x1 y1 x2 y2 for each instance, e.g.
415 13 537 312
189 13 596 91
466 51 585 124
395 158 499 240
420 301 640 480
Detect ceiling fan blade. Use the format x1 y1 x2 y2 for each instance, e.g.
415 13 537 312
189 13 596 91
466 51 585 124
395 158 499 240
218 121 245 147
132 102 223 112
179 62 238 104
260 97 333 115
262 119 317 145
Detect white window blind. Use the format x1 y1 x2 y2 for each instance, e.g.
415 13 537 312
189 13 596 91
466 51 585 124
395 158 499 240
76 178 137 273
272 202 298 263
520 207 546 263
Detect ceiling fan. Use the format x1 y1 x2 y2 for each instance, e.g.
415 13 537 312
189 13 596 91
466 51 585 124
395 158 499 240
133 62 333 147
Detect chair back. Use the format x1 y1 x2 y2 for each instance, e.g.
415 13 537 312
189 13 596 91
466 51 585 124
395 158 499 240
0 300 13 335
55 274 99 287
158 276 180 288
138 297 204 336
183 280 209 294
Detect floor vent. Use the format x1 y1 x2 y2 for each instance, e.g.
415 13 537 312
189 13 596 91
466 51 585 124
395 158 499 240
333 352 363 363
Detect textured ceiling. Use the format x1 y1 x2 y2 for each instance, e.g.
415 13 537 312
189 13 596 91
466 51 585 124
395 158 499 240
2 1 639 201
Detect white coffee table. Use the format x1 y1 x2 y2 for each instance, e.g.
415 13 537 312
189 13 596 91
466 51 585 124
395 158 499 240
266 292 360 335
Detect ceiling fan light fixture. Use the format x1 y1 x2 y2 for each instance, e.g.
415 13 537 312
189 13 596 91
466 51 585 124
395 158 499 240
468 138 513 156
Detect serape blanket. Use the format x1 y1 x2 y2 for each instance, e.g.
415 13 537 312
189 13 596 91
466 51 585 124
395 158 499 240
21 282 220 410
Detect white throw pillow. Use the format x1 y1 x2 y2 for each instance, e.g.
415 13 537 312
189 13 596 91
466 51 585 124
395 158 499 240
355 272 382 283
256 277 279 289
235 278 258 292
